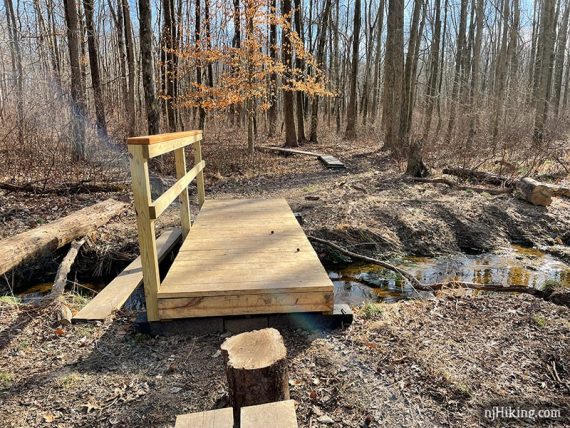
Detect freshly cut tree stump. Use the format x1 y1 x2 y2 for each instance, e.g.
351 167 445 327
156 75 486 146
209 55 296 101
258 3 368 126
515 177 554 206
221 328 290 424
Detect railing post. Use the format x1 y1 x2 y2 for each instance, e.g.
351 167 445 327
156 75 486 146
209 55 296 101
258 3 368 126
174 147 192 238
194 140 206 207
128 144 161 321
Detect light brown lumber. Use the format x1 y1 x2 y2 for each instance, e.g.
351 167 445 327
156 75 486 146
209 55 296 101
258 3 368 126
73 228 182 322
0 199 127 276
158 291 333 318
241 400 298 428
221 328 290 423
127 130 201 145
175 407 234 428
49 237 87 299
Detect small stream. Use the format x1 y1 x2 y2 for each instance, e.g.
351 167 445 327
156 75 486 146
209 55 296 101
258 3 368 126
329 245 570 306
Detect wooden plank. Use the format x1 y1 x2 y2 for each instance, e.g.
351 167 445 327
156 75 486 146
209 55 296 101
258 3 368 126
128 145 161 321
175 407 233 428
241 400 298 428
149 160 205 219
158 292 334 318
159 270 332 297
318 154 346 169
127 130 201 145
147 135 203 158
174 250 320 263
258 146 324 157
73 229 182 322
194 138 206 207
174 148 192 238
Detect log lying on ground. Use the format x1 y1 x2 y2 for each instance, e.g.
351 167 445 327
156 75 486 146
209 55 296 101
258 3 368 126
412 177 512 195
515 177 554 206
49 237 87 300
0 199 128 276
0 180 128 195
442 167 513 186
221 328 290 423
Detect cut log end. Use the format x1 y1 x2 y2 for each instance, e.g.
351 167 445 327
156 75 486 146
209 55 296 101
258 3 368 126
221 327 287 370
515 177 554 206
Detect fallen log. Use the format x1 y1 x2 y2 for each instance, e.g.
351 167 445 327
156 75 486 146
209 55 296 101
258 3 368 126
0 199 128 276
0 180 128 195
442 167 513 186
515 177 554 206
412 177 512 195
221 328 290 423
49 237 87 299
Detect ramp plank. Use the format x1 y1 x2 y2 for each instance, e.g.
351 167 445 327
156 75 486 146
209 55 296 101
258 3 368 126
175 407 233 428
73 228 182 322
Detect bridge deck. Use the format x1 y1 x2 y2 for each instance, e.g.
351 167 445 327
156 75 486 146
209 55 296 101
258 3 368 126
157 198 334 319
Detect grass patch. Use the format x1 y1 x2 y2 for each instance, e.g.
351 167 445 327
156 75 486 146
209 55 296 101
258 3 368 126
542 279 561 293
57 373 82 389
361 302 385 319
532 315 547 328
0 295 21 306
0 371 13 389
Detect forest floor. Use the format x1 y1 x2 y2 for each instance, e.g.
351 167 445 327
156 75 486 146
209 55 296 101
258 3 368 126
1 130 569 426
0 295 568 427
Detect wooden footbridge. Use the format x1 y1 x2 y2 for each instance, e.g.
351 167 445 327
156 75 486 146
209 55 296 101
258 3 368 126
127 131 334 322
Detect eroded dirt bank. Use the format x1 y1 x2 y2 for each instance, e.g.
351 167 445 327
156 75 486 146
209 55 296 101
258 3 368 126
0 295 568 427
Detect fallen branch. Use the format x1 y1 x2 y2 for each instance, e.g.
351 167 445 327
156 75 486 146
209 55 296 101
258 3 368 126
308 236 560 303
412 177 512 195
0 199 128 276
442 167 514 186
308 236 425 291
49 238 87 300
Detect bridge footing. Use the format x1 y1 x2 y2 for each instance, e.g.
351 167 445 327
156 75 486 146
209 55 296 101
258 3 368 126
134 304 353 336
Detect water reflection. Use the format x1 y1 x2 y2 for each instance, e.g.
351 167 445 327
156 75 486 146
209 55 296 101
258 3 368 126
330 245 570 306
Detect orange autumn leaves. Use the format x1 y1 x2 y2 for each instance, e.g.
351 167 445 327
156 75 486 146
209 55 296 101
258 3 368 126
176 0 332 114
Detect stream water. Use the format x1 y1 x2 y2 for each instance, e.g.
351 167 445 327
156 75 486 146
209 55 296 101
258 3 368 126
329 245 570 306
14 246 570 306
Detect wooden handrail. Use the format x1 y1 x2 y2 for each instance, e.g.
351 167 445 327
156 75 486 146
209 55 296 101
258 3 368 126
127 130 205 321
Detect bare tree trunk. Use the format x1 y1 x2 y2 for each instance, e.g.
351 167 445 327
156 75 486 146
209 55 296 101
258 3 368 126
83 0 108 140
345 0 361 140
491 0 510 147
5 0 24 144
282 0 298 147
553 0 569 117
309 0 333 143
121 0 136 135
466 0 483 149
370 0 385 124
533 0 557 144
382 0 404 152
267 0 278 137
63 0 87 160
422 0 441 140
161 0 177 131
444 0 468 145
293 0 306 144
195 0 206 130
139 0 160 135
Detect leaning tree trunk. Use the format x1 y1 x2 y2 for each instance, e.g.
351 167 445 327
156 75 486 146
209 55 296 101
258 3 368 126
221 328 290 425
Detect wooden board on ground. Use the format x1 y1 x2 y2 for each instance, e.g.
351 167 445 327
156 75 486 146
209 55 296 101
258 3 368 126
157 198 334 319
241 400 298 428
318 154 346 169
73 228 182 322
175 407 233 428
259 146 346 169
